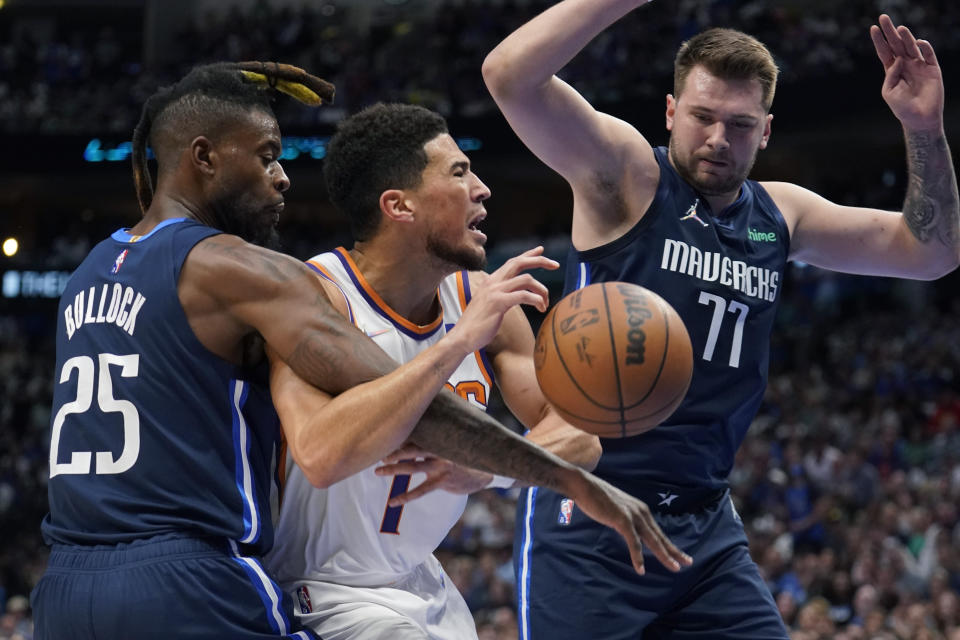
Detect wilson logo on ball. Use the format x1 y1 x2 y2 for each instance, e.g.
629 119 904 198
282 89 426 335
621 287 654 366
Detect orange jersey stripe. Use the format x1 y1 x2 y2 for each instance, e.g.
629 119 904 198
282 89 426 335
306 258 358 327
456 271 494 387
333 247 443 335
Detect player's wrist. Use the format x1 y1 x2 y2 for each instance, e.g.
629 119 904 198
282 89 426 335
552 464 590 500
441 325 477 360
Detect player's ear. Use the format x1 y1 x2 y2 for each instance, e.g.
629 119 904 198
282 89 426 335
759 113 773 150
191 136 216 177
380 189 415 223
665 94 677 131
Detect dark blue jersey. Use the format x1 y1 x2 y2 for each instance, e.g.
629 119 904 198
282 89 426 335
42 218 281 555
564 147 789 491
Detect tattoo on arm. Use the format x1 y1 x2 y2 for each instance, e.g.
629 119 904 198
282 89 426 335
410 391 572 492
285 291 396 394
903 132 960 250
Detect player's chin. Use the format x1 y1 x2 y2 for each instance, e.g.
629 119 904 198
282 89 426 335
462 244 487 271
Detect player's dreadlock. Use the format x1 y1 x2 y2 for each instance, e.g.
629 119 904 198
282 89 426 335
131 61 335 214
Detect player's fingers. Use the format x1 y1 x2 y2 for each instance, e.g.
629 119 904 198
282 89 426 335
374 459 435 476
381 446 429 464
897 25 923 60
494 246 544 275
641 515 691 572
878 14 906 58
491 249 558 280
917 40 938 67
619 523 646 575
500 273 551 301
870 25 895 68
493 258 559 285
497 289 551 313
388 476 445 506
882 56 906 94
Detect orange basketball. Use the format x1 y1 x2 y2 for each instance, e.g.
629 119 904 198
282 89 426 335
534 282 693 438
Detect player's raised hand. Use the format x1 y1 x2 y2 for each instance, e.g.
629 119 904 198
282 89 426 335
569 470 693 575
870 14 944 132
448 246 558 353
374 443 493 504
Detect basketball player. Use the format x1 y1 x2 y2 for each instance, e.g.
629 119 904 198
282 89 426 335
483 3 959 638
32 63 688 639
264 102 690 639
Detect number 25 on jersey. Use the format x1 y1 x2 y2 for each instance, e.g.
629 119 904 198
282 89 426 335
50 353 141 478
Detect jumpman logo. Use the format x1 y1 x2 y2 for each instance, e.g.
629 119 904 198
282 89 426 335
657 492 679 507
679 199 709 227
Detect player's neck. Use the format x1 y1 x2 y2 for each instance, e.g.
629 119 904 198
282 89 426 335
701 190 741 215
349 242 445 326
131 191 202 236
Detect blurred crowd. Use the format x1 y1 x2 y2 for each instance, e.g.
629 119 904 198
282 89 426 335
2 1 960 639
2 0 960 133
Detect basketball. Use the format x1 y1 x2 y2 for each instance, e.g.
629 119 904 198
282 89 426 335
533 282 694 438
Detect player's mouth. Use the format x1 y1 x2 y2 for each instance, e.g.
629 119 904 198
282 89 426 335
698 156 728 171
467 211 487 242
268 201 285 225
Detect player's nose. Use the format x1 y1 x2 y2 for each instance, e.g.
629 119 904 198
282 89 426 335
472 174 491 202
274 163 291 193
705 123 729 151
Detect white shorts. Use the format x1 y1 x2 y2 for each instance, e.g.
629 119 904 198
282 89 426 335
290 555 478 640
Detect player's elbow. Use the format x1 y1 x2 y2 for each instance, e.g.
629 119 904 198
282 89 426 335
482 50 520 100
578 435 603 472
288 440 342 489
913 251 960 281
296 459 339 489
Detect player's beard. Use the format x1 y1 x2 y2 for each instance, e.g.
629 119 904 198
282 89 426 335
209 194 282 250
425 230 487 272
669 137 758 200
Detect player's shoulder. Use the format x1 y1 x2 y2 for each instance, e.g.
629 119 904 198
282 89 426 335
756 181 825 228
184 234 314 300
463 269 489 288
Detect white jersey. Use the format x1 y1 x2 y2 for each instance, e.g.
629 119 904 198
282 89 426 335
266 247 494 588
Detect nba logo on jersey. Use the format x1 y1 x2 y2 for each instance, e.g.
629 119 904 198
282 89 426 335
111 249 129 274
296 585 313 614
558 498 575 526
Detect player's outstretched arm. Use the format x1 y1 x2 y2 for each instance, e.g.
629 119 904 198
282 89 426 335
482 0 658 244
872 14 959 270
772 15 958 279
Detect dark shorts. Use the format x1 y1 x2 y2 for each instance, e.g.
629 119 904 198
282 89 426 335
514 486 788 640
31 535 319 640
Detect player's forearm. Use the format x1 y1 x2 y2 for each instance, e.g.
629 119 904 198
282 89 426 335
902 128 960 276
281 334 474 487
482 0 648 96
526 412 603 472
410 394 586 492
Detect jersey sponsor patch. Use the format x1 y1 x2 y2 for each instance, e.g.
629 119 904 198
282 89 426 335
558 498 575 526
296 585 313 614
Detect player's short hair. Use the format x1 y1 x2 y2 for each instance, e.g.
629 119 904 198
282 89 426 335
132 62 333 214
674 28 779 112
324 103 448 242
